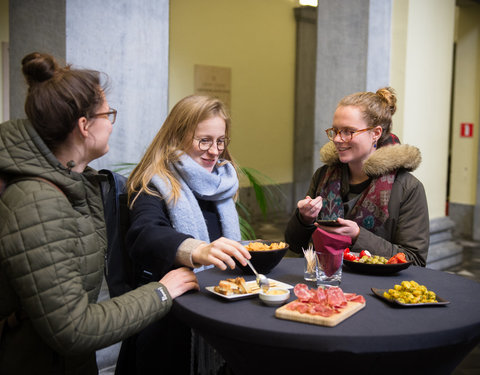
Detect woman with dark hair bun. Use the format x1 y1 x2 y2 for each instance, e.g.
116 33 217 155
285 87 429 266
21 52 106 151
0 52 199 375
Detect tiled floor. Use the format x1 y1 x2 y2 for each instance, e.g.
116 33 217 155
97 217 480 374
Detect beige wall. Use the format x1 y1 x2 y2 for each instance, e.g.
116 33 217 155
391 0 456 219
0 0 8 122
450 4 480 205
4 0 476 218
169 0 296 186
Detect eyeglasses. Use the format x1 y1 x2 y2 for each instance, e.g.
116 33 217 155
92 108 117 124
325 127 373 142
194 137 230 151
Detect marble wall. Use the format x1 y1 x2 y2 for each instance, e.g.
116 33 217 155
313 0 392 172
9 0 169 170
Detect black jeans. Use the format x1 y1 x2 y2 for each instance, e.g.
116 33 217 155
115 312 191 375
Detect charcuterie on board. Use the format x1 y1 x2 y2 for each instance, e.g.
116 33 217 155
275 284 365 327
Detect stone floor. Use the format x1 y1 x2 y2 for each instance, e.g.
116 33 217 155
97 217 480 375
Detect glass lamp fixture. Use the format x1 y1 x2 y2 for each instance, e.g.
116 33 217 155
299 0 318 6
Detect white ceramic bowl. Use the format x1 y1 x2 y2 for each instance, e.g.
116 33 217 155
259 288 290 306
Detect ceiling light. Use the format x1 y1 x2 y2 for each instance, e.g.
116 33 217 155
299 0 318 6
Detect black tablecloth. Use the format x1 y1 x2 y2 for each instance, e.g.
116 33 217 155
172 258 480 374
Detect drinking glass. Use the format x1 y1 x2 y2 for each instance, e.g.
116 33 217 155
316 251 343 286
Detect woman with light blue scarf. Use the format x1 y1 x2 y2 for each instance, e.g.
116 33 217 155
115 95 250 375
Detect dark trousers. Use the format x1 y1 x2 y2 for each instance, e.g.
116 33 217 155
115 313 191 375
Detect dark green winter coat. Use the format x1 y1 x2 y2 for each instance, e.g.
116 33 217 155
0 119 172 374
285 141 429 266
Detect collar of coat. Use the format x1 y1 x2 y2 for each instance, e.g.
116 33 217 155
319 140 422 178
0 119 100 199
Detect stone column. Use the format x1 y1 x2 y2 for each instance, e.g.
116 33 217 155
314 0 392 170
476 135 480 240
293 6 317 201
292 0 391 200
9 0 169 170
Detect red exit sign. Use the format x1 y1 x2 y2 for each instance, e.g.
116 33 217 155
460 123 473 137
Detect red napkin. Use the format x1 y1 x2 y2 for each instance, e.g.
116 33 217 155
312 228 352 277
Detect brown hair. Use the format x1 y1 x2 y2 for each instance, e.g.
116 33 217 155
127 95 236 207
338 87 397 146
22 52 107 151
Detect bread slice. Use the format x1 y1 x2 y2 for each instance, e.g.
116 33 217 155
219 280 240 295
214 277 249 295
235 277 248 294
214 285 231 295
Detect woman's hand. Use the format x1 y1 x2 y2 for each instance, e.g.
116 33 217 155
159 267 199 299
315 217 360 241
192 237 251 271
298 195 323 225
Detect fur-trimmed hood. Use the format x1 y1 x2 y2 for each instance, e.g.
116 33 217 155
319 141 422 178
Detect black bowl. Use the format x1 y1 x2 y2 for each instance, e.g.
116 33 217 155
235 240 288 275
343 255 413 275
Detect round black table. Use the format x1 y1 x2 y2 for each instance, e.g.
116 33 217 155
172 258 480 375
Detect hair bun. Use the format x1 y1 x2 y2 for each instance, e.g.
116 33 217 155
22 52 60 86
376 87 397 116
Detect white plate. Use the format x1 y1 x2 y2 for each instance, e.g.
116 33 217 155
206 279 293 301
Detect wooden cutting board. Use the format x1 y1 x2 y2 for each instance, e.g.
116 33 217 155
275 300 366 327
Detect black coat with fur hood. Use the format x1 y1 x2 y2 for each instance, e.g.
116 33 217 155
285 141 429 266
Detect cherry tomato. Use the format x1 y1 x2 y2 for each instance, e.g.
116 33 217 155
359 250 371 258
344 253 359 261
387 252 407 264
394 253 407 263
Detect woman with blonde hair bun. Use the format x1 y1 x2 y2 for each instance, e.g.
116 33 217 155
117 95 250 374
285 87 429 266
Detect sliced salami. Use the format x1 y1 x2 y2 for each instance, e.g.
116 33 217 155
312 303 336 317
345 294 366 304
296 303 309 314
311 287 327 305
294 283 313 302
286 284 364 316
286 301 304 311
326 286 347 308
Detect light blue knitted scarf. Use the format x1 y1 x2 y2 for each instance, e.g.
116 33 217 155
150 153 241 245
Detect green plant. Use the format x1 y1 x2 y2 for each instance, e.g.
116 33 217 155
237 166 285 240
237 202 256 240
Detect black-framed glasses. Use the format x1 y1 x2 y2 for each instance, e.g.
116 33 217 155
92 108 117 124
193 137 230 151
325 127 373 142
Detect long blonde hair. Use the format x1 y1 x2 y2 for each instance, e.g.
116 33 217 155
127 95 235 207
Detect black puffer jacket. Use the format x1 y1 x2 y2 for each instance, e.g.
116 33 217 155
0 119 172 375
285 141 429 266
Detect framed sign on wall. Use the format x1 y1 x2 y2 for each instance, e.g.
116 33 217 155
194 64 231 111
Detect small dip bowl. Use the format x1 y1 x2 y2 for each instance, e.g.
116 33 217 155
259 288 290 307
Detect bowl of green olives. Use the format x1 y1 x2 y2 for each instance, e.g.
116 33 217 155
343 252 413 275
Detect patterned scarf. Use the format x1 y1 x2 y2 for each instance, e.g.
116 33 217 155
318 165 396 232
317 134 401 231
